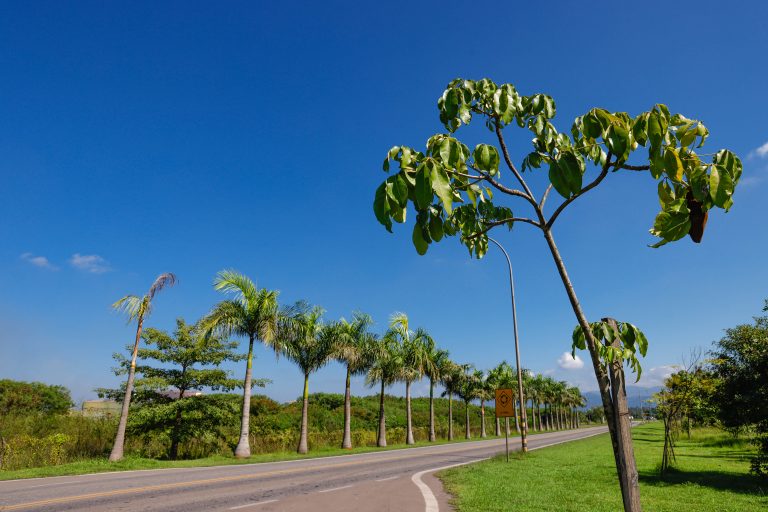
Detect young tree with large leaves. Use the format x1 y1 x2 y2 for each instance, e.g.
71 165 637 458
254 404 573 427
202 270 284 458
373 78 742 511
109 272 176 462
280 305 335 454
329 312 377 449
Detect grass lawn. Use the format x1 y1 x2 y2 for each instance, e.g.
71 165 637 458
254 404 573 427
439 422 766 511
0 430 518 481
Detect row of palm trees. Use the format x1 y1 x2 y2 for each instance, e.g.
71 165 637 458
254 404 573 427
107 270 586 461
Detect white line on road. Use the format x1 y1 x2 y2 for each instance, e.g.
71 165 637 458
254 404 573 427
229 499 278 509
318 484 353 493
375 476 399 482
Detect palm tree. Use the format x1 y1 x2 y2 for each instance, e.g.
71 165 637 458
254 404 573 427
202 270 285 458
477 370 493 438
109 272 176 462
457 364 480 439
388 313 430 445
487 361 514 436
440 361 463 440
424 340 449 442
329 312 376 449
365 331 402 447
280 305 334 454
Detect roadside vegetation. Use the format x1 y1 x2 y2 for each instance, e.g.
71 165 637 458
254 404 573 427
440 422 766 511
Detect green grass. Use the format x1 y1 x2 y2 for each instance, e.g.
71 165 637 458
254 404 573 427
439 422 766 511
0 430 517 481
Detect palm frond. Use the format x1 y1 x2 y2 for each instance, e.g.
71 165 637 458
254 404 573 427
112 295 144 322
213 269 258 305
147 272 177 300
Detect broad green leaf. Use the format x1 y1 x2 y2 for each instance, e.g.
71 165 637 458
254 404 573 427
429 215 444 242
606 124 629 160
414 164 433 209
709 165 734 209
473 144 500 174
439 138 460 167
648 111 663 150
657 181 675 207
663 148 684 182
650 198 691 246
373 182 392 232
548 160 571 199
558 152 584 195
412 223 428 255
431 167 453 214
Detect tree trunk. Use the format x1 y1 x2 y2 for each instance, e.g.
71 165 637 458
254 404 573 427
377 380 387 447
297 373 310 454
505 416 510 435
531 400 537 431
169 397 184 460
495 416 501 436
513 399 520 433
465 400 471 439
605 318 642 511
406 380 415 445
109 314 144 462
537 402 543 431
428 378 436 442
234 335 255 458
448 392 454 441
542 230 641 511
480 399 487 438
342 366 352 449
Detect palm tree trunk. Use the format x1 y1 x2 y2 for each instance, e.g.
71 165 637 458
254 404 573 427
405 380 415 445
297 373 310 454
465 400 471 439
448 393 454 441
537 402 543 432
109 314 144 462
531 400 537 431
428 378 436 442
480 399 487 438
342 366 352 449
543 228 641 511
505 416 510 435
495 416 501 436
377 380 387 447
234 335 255 458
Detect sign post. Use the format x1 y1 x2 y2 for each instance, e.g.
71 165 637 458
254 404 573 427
495 388 515 462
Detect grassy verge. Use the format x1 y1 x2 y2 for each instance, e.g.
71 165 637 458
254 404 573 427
439 422 766 511
0 430 524 481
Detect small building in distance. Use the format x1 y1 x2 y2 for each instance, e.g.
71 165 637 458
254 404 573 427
81 399 121 418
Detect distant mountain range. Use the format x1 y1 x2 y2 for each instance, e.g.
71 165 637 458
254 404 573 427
582 386 660 410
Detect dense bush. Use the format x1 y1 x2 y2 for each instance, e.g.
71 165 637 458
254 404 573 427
0 380 73 416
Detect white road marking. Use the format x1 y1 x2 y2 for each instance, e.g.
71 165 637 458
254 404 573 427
411 428 611 512
318 484 353 493
375 476 399 482
229 499 278 509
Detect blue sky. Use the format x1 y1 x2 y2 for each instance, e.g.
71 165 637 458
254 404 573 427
2 1 767 404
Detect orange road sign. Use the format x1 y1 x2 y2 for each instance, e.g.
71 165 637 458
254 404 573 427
495 388 514 417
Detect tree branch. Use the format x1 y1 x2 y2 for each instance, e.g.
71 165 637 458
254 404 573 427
619 164 650 171
539 184 553 210
546 153 614 230
495 124 538 205
466 217 542 240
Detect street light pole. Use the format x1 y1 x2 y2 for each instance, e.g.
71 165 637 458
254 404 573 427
488 236 528 453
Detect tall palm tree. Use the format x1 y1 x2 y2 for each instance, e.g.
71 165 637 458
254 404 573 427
477 370 493 438
365 331 402 447
424 340 449 442
487 361 514 436
202 270 285 458
440 360 463 441
280 305 334 454
388 313 430 445
109 272 176 462
329 312 376 449
457 364 480 439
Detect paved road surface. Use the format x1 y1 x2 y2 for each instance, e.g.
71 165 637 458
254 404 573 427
0 426 609 512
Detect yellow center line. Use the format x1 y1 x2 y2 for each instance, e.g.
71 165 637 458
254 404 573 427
1 441 506 511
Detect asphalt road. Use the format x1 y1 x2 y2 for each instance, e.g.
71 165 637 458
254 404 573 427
0 426 609 512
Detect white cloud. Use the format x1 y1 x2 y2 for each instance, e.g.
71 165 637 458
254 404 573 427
20 253 58 270
69 253 111 274
752 141 768 159
637 365 679 388
557 352 584 370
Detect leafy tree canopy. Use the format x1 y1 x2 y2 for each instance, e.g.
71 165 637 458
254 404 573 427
0 379 73 416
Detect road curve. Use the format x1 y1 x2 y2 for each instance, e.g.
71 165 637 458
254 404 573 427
0 426 609 512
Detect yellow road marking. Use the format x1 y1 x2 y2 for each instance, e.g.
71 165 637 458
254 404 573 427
1 441 507 511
